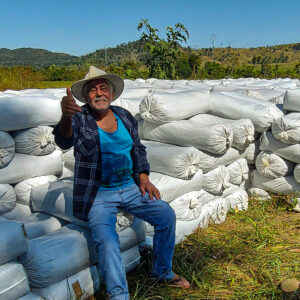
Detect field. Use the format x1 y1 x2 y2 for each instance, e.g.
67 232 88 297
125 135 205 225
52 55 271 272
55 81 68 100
93 197 299 299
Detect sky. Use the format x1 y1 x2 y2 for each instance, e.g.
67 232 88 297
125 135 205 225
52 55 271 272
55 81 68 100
0 0 299 56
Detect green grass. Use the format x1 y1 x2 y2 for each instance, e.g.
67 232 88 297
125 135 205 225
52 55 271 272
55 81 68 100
35 80 75 89
92 197 299 300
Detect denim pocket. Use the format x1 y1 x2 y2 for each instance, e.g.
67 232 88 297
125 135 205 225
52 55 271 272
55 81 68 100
141 193 159 203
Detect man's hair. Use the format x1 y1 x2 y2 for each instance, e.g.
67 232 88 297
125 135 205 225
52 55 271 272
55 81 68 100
83 79 114 101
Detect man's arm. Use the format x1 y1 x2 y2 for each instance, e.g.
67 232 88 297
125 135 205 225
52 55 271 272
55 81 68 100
52 88 82 150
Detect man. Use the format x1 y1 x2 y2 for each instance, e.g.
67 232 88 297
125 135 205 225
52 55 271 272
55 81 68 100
53 66 190 300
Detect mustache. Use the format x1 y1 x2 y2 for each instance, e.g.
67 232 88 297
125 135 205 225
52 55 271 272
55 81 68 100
94 97 108 101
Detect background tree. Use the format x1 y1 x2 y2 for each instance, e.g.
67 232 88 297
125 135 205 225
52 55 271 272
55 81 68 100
137 19 189 79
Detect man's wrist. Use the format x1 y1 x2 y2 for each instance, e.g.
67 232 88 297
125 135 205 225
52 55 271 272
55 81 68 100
139 172 149 182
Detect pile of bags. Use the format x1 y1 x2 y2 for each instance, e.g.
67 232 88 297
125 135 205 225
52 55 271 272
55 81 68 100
1 78 299 298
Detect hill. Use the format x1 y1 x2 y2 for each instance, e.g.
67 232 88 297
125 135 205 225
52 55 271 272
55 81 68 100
0 48 78 67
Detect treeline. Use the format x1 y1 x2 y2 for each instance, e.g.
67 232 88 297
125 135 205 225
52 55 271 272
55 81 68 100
1 60 299 91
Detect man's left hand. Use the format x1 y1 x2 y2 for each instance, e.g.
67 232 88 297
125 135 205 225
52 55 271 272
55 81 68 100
139 173 161 200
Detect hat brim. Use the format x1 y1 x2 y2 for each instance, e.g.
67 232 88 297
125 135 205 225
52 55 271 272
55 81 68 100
71 74 124 103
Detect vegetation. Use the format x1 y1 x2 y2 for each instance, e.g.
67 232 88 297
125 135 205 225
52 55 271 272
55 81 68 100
92 196 299 299
138 19 189 79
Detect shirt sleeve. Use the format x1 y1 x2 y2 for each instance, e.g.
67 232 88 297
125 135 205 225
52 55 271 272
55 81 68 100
52 116 79 150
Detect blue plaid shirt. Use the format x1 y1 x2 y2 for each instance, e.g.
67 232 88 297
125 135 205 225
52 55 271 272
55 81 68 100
53 105 150 221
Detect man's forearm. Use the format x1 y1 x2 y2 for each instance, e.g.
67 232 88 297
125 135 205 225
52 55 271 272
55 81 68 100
58 116 73 138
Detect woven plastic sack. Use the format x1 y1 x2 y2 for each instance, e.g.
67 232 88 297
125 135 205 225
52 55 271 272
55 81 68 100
14 175 58 205
226 158 249 185
62 219 144 264
271 116 300 144
0 131 15 168
0 183 16 214
143 119 232 155
208 91 283 132
202 165 231 195
31 266 99 300
293 164 300 184
0 96 61 131
12 126 56 156
170 190 215 221
283 88 300 112
0 150 63 184
0 203 32 221
189 114 255 150
22 212 63 240
18 292 43 299
142 140 202 179
63 148 74 171
20 227 90 288
260 131 300 163
222 185 248 211
251 170 300 195
139 89 210 124
149 169 203 202
255 151 295 179
0 262 30 299
0 218 28 265
247 187 271 200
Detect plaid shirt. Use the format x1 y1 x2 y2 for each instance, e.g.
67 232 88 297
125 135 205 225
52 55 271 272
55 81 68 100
53 104 150 221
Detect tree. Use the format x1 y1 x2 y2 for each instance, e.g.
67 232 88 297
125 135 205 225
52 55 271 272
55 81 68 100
137 19 189 79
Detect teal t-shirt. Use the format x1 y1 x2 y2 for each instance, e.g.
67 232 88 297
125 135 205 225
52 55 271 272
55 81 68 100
98 113 134 190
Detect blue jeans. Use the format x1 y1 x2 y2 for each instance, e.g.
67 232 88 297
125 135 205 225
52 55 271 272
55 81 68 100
88 183 176 300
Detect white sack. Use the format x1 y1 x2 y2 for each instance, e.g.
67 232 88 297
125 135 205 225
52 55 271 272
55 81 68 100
0 150 63 184
1 203 32 221
138 120 144 140
0 96 62 131
246 89 285 104
146 197 227 244
122 87 150 98
20 227 90 288
170 190 215 221
251 170 300 195
0 131 15 168
202 166 231 195
62 220 144 264
283 88 300 112
0 218 28 265
260 131 300 163
139 90 211 124
31 180 136 230
189 114 255 150
149 170 203 202
285 112 300 121
14 175 58 205
293 164 300 184
271 116 300 144
0 184 16 214
208 91 283 132
63 148 74 171
0 262 30 300
18 292 43 300
143 119 232 155
22 213 62 240
59 167 74 182
32 266 99 300
12 126 56 156
222 186 248 211
247 187 271 200
142 140 202 179
255 151 295 178
226 158 249 185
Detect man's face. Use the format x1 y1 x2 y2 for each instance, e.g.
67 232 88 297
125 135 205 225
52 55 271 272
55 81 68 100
86 79 114 112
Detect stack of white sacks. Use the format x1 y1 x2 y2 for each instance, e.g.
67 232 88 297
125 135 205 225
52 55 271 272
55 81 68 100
0 89 143 299
0 78 299 298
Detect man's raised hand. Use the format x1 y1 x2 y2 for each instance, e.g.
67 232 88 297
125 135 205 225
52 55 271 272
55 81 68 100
61 88 82 118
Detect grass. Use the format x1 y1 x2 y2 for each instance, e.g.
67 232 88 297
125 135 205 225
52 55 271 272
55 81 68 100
91 196 299 299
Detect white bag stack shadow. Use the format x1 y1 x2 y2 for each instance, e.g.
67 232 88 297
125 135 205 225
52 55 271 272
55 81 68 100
0 77 299 298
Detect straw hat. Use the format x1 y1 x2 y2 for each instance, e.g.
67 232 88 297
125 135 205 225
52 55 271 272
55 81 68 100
71 66 124 103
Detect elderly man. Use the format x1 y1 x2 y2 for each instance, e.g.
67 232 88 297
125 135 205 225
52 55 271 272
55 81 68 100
53 66 190 300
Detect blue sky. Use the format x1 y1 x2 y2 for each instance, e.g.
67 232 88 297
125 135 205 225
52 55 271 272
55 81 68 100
0 0 299 56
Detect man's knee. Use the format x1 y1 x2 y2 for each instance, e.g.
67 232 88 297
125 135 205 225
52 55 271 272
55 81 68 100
155 202 176 230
